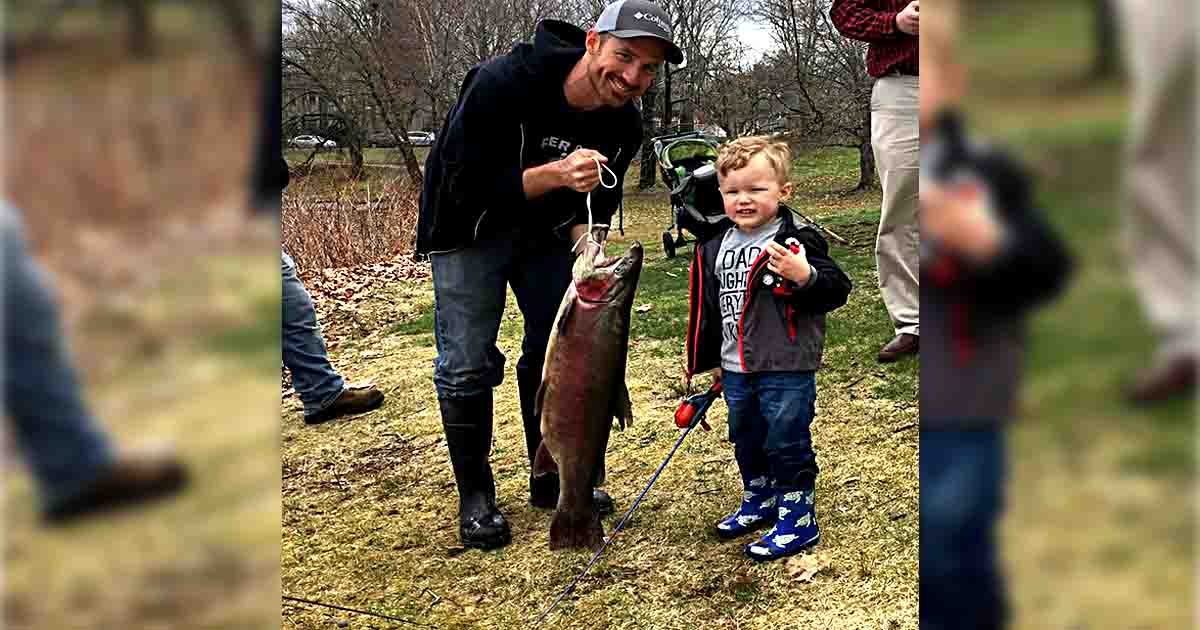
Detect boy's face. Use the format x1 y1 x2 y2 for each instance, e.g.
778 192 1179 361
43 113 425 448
719 154 793 231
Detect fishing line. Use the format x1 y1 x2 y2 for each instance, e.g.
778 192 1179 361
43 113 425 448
572 156 618 255
282 594 434 628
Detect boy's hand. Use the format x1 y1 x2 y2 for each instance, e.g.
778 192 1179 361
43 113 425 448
710 367 722 384
921 180 1004 263
766 241 812 285
896 1 919 35
558 149 609 193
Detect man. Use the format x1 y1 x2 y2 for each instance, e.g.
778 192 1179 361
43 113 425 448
1111 0 1196 403
3 202 187 523
416 0 682 550
831 0 921 362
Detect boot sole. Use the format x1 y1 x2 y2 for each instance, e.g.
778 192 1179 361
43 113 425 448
744 532 820 562
461 530 512 550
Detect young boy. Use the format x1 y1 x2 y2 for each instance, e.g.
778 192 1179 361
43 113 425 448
919 2 1071 627
685 136 853 561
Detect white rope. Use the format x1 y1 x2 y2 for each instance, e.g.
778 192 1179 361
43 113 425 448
573 156 619 255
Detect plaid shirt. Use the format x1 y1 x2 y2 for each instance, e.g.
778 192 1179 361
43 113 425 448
830 0 919 78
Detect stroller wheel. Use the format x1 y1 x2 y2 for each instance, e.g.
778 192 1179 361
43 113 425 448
662 231 676 259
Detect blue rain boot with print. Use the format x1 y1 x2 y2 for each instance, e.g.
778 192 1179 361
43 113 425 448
714 475 777 540
745 487 819 561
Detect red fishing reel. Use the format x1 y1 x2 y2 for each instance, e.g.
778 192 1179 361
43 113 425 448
674 381 722 431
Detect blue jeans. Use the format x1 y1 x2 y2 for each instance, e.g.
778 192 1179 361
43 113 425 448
281 251 344 417
920 429 1008 630
2 203 114 513
430 228 572 400
721 370 819 489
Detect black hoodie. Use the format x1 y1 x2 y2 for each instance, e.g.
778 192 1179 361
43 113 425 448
415 20 643 257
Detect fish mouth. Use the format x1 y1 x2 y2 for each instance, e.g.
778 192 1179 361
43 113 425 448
577 243 643 303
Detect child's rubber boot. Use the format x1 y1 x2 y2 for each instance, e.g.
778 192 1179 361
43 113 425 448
745 488 819 561
714 475 777 540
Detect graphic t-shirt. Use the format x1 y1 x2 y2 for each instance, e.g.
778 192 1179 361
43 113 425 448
716 218 782 372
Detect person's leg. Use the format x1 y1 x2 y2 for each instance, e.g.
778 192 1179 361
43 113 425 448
281 252 345 413
1113 0 1197 401
920 429 1008 630
2 205 113 513
744 371 820 561
714 370 776 539
2 204 184 522
871 75 921 358
508 232 614 514
431 235 513 550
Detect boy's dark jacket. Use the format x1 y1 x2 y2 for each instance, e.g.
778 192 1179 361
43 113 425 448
686 207 853 377
922 111 1073 428
415 20 642 257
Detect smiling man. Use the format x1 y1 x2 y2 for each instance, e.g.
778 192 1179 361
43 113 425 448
416 0 682 550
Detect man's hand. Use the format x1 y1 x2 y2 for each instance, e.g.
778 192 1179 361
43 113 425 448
921 180 1004 263
766 241 812 285
558 148 609 193
896 1 919 35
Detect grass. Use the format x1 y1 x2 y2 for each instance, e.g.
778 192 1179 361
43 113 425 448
960 1 1195 628
280 146 917 628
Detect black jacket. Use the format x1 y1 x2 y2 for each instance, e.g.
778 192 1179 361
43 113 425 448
686 207 853 376
415 20 642 257
921 111 1073 428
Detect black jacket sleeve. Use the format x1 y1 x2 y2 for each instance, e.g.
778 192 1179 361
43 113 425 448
947 150 1074 317
791 227 853 314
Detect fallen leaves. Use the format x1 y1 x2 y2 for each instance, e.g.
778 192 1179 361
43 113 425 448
635 303 653 313
785 553 831 583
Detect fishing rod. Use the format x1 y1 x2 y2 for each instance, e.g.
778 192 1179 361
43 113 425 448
533 380 723 626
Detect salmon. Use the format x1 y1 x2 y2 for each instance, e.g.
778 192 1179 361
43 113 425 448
532 241 643 549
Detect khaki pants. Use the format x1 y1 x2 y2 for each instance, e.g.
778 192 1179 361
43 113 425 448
871 74 920 337
1114 0 1197 357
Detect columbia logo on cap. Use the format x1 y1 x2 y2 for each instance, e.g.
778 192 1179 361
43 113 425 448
632 11 670 35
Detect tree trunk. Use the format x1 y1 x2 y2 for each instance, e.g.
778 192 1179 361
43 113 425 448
856 138 875 191
125 0 153 58
638 81 659 189
1091 0 1120 79
663 64 674 134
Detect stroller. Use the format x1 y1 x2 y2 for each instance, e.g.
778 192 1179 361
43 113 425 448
652 131 732 258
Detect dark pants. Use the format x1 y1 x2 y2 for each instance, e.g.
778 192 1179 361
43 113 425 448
920 429 1009 630
721 370 819 490
430 228 572 397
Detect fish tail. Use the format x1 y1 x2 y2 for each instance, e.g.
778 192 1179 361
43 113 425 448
549 509 605 550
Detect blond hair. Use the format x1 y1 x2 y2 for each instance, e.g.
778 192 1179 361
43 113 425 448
716 135 792 183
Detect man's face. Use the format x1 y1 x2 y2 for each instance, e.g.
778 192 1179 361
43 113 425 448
584 31 667 108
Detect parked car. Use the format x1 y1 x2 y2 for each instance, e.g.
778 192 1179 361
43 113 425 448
366 131 398 148
406 131 435 146
322 138 338 148
289 134 323 148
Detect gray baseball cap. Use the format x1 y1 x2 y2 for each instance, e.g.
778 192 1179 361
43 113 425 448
594 0 684 65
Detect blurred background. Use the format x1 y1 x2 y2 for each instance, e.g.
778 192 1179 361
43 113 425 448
4 1 281 627
957 0 1194 627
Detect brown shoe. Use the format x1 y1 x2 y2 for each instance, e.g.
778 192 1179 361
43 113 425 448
44 445 188 524
878 333 919 363
304 384 385 424
1127 355 1197 405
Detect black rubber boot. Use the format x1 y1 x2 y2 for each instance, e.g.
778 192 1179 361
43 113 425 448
440 392 511 550
518 368 615 516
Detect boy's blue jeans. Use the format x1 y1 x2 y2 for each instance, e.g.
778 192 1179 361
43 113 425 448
429 229 572 400
281 251 345 417
920 429 1009 630
721 370 819 490
2 203 114 513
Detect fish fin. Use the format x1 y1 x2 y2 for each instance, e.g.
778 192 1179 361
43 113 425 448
549 509 605 550
611 382 633 430
532 442 558 478
534 379 546 418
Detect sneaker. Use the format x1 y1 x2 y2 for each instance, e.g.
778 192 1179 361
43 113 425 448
304 384 384 424
714 475 777 540
745 488 820 561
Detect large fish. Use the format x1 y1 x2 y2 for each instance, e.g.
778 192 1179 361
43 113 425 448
532 241 643 550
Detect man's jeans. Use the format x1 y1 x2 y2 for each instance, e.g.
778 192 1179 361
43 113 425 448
721 370 819 490
921 429 1009 630
430 229 572 400
2 203 114 513
281 251 344 417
